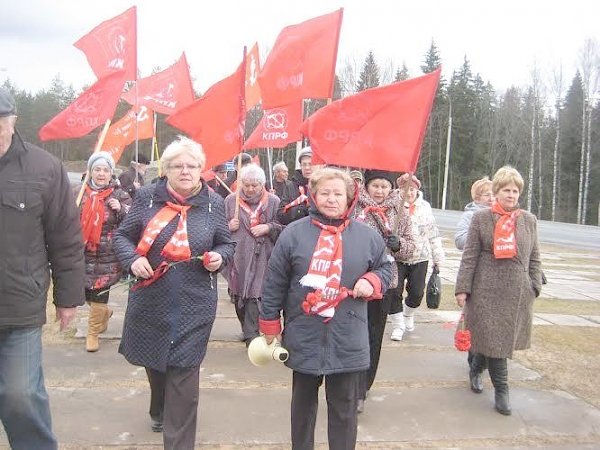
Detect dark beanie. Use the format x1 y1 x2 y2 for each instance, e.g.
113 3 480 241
364 169 396 188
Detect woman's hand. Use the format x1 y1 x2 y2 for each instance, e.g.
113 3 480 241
228 218 239 232
250 224 270 237
353 278 374 299
106 198 121 212
455 293 467 308
204 251 223 272
131 257 154 279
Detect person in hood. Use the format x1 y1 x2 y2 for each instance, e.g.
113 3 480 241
119 153 150 199
455 177 494 250
388 173 445 341
78 151 132 352
260 167 392 450
276 147 312 225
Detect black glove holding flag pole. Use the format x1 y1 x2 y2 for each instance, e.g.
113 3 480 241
385 234 401 253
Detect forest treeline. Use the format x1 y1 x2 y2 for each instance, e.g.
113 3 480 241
3 40 599 225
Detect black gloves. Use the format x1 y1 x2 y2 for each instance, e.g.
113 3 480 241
386 234 400 252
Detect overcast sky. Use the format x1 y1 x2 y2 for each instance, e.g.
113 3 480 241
1 0 598 96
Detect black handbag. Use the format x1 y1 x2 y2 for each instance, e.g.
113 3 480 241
426 266 442 309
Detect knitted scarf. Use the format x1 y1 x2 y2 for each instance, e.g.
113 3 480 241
136 202 192 261
283 186 308 212
491 201 521 259
238 189 269 228
80 185 114 251
300 219 349 318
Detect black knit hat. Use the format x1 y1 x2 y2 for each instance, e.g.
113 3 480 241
364 169 396 188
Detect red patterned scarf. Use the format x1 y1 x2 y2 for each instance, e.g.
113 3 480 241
357 206 391 234
491 201 521 259
136 202 192 261
239 190 269 227
300 219 349 318
283 186 308 212
80 185 114 251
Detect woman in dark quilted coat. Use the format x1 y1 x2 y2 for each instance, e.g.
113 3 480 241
114 137 235 450
79 151 131 353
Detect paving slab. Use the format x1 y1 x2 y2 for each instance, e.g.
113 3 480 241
535 313 600 327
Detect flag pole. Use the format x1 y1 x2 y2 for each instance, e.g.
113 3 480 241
76 119 112 207
234 45 248 221
267 147 274 191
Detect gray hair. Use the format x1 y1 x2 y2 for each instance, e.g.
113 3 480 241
239 164 266 185
161 135 206 170
273 161 288 174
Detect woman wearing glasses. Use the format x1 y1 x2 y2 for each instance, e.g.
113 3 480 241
114 136 235 450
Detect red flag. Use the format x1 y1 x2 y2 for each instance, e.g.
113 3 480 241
74 7 137 81
245 43 261 111
101 105 154 163
301 69 441 173
259 8 343 109
166 63 245 168
39 71 126 142
122 53 195 115
243 101 303 150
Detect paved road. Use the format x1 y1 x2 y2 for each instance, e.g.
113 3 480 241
433 208 600 250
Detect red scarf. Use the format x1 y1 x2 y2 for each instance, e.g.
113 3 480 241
136 202 192 261
300 219 349 318
239 190 269 227
283 186 308 212
80 185 114 251
491 201 521 259
357 206 391 234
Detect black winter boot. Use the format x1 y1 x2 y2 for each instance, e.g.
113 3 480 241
488 357 511 415
469 352 486 394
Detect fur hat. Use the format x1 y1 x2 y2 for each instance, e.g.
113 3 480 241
364 169 396 188
87 151 115 172
0 87 17 118
397 173 421 190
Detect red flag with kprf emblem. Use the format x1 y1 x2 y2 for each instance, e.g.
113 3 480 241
122 53 195 115
245 43 261 111
39 71 126 141
101 105 154 163
243 101 303 150
167 62 245 168
259 8 343 109
74 6 137 81
301 69 441 172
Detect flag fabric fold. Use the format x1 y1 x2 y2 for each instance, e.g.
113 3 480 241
74 6 137 81
39 71 126 142
300 68 441 173
122 53 195 115
243 101 303 150
101 105 154 163
166 63 245 168
245 43 262 111
258 8 343 109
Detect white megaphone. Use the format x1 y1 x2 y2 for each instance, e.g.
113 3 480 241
247 336 289 367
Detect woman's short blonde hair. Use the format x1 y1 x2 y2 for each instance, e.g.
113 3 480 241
161 136 206 171
492 166 524 194
470 176 492 201
309 167 355 204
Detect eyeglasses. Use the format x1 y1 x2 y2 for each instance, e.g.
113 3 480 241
168 163 202 172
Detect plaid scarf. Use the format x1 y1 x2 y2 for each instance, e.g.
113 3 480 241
239 190 269 228
80 185 114 251
491 201 521 259
136 202 192 261
300 219 349 318
283 186 308 212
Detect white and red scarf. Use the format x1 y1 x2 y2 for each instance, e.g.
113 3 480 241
283 186 308 212
300 219 349 319
136 202 192 261
357 205 392 234
239 190 269 228
80 185 114 251
491 201 521 259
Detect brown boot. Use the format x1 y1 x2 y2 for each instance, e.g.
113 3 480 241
97 303 113 334
86 302 106 352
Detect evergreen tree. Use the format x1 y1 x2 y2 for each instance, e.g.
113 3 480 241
394 63 409 82
356 51 380 92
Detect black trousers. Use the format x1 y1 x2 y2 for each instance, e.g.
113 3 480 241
291 371 360 450
233 297 260 344
358 288 397 400
389 260 429 313
85 288 109 304
145 366 200 450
